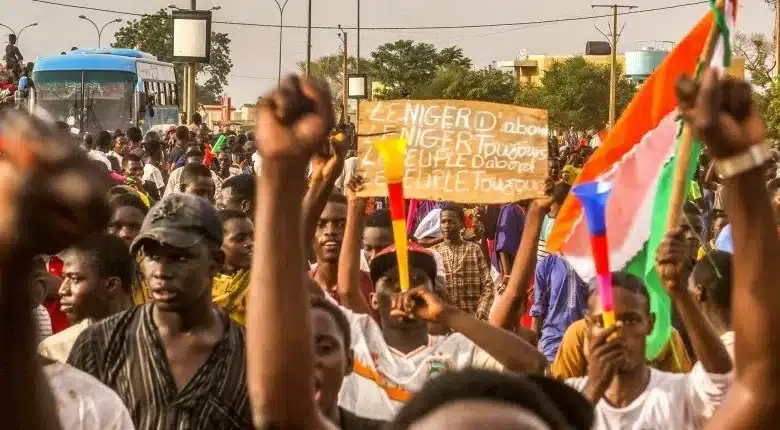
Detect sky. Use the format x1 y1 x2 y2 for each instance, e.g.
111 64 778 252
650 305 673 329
3 0 775 104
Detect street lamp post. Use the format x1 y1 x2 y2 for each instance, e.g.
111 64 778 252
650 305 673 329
78 16 122 48
0 22 38 40
273 0 291 86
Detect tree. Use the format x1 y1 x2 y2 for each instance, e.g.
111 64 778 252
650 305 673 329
734 31 780 141
513 57 636 131
296 54 374 112
370 40 471 99
112 10 234 106
412 65 517 104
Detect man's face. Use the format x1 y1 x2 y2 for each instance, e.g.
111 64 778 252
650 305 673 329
221 217 254 271
58 250 109 323
311 307 352 414
375 267 432 330
439 210 463 242
183 176 215 204
124 160 144 181
217 152 231 171
681 213 703 260
139 240 219 312
313 201 347 264
216 186 247 213
363 226 393 263
771 188 780 225
114 137 129 156
711 216 728 241
196 130 210 145
107 205 146 245
586 287 654 373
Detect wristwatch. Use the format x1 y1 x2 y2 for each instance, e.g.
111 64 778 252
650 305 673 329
714 143 772 179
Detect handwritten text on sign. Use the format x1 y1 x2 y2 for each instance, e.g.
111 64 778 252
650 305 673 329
356 100 549 204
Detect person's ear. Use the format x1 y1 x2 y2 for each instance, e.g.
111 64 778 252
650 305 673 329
344 347 354 376
241 199 251 214
104 276 122 295
369 292 379 311
691 285 704 302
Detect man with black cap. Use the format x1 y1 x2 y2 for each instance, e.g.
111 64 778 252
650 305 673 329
68 194 252 429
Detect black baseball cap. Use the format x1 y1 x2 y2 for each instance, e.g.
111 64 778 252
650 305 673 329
130 193 223 254
369 242 438 285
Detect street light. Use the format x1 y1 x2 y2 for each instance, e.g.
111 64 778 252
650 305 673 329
272 0 291 86
78 16 122 49
0 22 38 40
168 5 221 11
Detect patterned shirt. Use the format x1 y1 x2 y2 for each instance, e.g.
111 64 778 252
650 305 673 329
432 240 495 319
67 304 252 430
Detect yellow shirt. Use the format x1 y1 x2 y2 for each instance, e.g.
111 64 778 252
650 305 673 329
212 269 251 327
550 318 692 379
132 255 152 305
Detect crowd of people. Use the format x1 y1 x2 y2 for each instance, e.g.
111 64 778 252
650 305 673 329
2 70 780 430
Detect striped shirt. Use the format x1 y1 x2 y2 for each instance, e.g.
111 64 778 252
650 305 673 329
67 304 252 430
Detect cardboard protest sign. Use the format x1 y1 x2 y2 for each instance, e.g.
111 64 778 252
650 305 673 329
356 100 549 204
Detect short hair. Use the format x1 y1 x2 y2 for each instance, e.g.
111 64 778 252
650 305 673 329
185 146 204 158
693 251 732 319
96 130 112 152
588 271 650 309
83 133 95 150
191 112 203 126
219 209 249 224
66 233 134 294
221 174 256 202
310 295 351 348
180 163 213 187
390 369 583 430
767 178 780 194
126 127 143 143
551 182 571 205
122 153 142 167
326 193 348 205
440 203 465 223
112 129 125 141
9 34 16 44
176 125 190 142
142 140 162 161
365 209 392 229
109 193 149 216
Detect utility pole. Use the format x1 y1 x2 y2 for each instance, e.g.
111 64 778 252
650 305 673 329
338 25 348 125
186 0 198 125
775 1 779 76
356 0 361 138
592 4 636 129
306 0 312 75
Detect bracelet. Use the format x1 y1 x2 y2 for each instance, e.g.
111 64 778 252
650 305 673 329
714 143 772 179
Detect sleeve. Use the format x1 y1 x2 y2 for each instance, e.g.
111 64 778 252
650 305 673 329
152 168 165 189
471 345 504 372
431 249 446 279
108 404 136 430
475 247 496 320
163 169 178 197
549 320 588 379
530 257 550 318
495 207 522 254
66 328 102 379
684 361 733 421
715 224 733 253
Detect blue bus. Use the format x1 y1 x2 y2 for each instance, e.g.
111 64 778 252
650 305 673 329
31 48 179 134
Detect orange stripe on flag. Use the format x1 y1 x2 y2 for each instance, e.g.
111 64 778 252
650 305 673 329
547 12 714 253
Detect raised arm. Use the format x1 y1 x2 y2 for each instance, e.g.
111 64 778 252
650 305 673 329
247 76 335 429
302 140 345 249
336 175 372 314
488 200 550 329
676 70 780 429
655 230 732 374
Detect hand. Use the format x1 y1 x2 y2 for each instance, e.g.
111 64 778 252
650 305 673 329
255 75 334 161
676 69 765 159
310 138 346 183
531 197 555 214
584 323 625 403
0 112 111 258
655 229 692 294
390 287 447 322
345 175 367 204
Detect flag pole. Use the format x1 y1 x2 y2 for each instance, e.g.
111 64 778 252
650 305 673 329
665 2 723 231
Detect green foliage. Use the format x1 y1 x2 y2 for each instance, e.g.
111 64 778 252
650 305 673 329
513 56 636 131
370 40 471 99
412 66 517 104
112 9 234 106
734 31 779 141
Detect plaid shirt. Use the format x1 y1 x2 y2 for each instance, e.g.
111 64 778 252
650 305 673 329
432 240 496 319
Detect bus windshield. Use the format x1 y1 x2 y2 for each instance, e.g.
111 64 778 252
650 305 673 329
34 70 135 134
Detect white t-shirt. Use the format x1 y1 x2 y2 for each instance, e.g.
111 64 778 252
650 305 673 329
142 163 165 190
565 363 732 430
87 150 112 170
251 152 262 176
337 305 502 421
44 361 135 429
